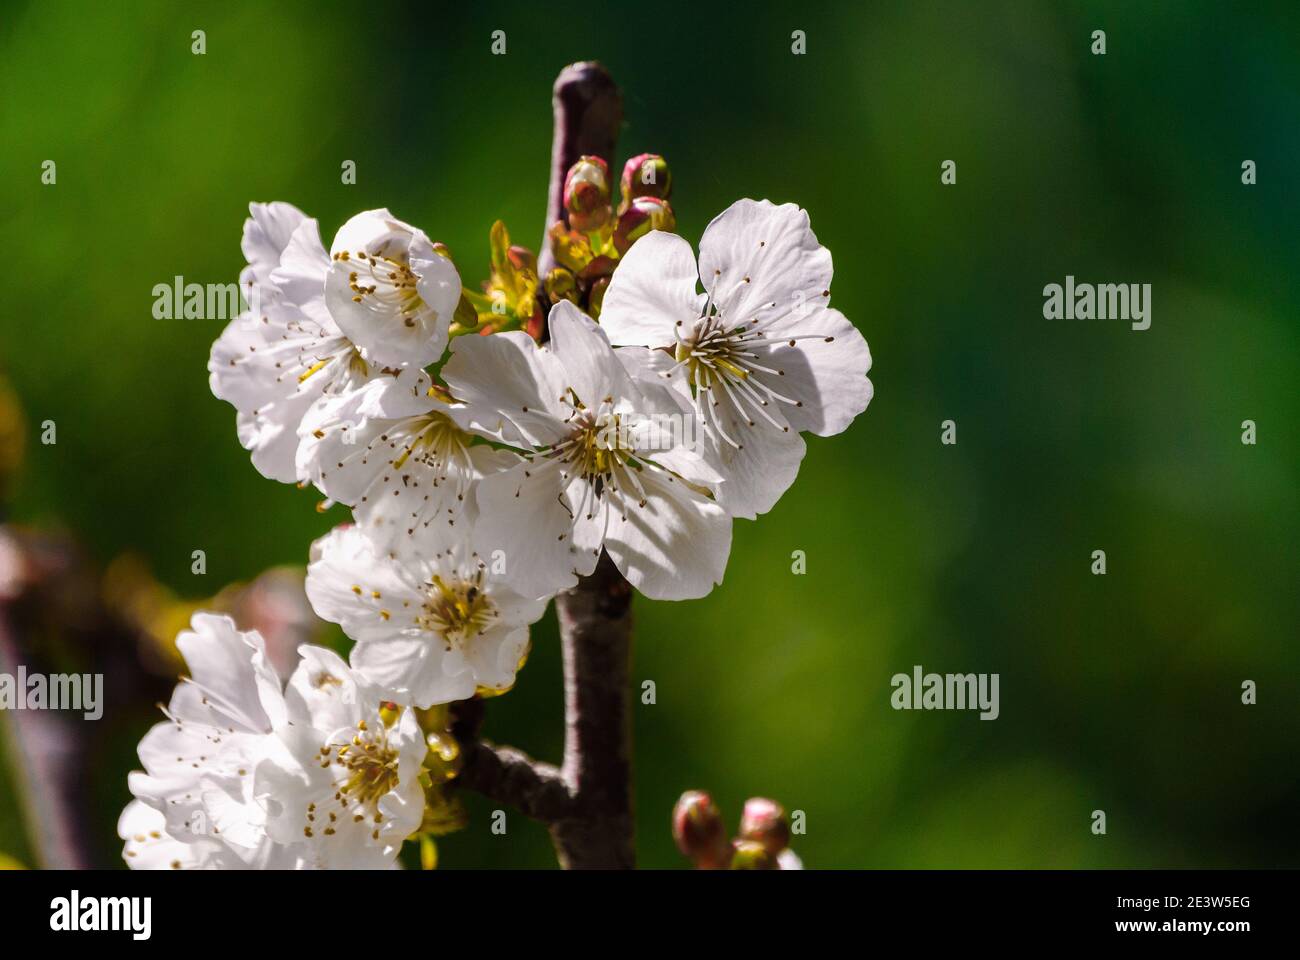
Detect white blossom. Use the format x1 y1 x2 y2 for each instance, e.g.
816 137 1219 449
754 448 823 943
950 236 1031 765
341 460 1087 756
324 209 461 368
121 613 307 869
296 371 520 551
209 203 385 483
442 300 732 600
599 199 873 519
118 800 304 870
305 525 548 707
256 645 427 869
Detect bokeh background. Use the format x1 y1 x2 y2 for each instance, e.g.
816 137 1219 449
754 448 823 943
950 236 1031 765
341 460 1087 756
1 0 1296 869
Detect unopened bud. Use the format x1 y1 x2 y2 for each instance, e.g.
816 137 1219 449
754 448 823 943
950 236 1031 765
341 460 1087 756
544 267 578 305
613 196 675 255
564 155 612 232
730 839 779 870
672 790 729 869
739 797 790 854
507 244 536 273
620 153 672 210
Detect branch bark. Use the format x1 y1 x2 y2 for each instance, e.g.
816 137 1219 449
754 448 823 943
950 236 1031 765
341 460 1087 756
536 60 623 281
456 739 573 825
537 62 634 869
452 62 636 869
454 555 636 868
549 553 635 868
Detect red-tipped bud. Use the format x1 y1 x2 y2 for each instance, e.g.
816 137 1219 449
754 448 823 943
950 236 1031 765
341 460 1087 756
739 797 790 854
672 790 729 869
506 244 536 273
564 155 612 232
620 153 672 210
729 839 779 870
613 196 675 255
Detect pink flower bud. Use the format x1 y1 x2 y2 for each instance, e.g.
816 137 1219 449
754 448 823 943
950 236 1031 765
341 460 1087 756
564 155 612 232
739 797 790 854
671 790 729 869
506 244 536 273
620 153 672 210
613 196 675 255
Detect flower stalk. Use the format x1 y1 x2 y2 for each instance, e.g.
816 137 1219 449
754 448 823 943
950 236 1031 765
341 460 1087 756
452 61 637 869
550 553 635 868
540 64 635 868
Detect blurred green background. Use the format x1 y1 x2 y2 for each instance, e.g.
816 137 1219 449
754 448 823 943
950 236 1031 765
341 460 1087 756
1 0 1297 869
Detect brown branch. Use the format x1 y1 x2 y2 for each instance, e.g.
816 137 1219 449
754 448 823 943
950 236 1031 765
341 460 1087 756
0 607 88 869
452 555 636 867
538 63 635 868
450 63 636 868
0 525 162 869
536 60 623 281
550 552 635 868
456 740 574 825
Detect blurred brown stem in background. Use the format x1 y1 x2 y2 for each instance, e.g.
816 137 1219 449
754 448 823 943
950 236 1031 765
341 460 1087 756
0 527 157 868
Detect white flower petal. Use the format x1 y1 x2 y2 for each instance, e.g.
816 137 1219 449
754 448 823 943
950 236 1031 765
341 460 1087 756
462 624 530 693
241 202 307 290
305 530 415 646
614 344 691 403
119 800 240 870
268 217 331 312
547 300 640 407
350 632 453 703
602 466 732 600
472 460 592 599
283 645 368 742
443 330 570 447
600 230 705 347
236 398 317 483
174 613 281 733
697 400 807 519
325 209 458 368
209 299 360 484
751 306 873 436
698 199 832 327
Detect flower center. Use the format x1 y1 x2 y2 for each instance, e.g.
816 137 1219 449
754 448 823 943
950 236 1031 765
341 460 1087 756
336 249 427 328
576 415 629 479
541 397 652 522
296 342 370 395
552 397 636 479
672 312 809 448
391 413 469 474
418 572 496 649
678 315 752 387
306 719 399 843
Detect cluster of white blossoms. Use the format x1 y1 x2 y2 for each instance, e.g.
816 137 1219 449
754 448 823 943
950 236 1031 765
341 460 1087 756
121 196 871 868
